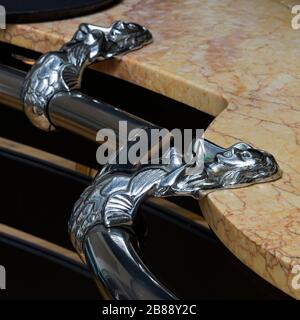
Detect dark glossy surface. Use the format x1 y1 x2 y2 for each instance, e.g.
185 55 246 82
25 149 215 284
0 146 89 249
3 0 120 23
50 91 155 143
141 208 290 299
85 225 176 300
0 239 99 299
0 125 290 299
0 48 291 299
0 64 23 111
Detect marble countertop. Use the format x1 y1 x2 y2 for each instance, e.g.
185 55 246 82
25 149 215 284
1 0 300 298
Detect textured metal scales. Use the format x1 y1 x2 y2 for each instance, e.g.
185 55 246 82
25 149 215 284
21 21 152 131
20 21 282 262
69 140 281 257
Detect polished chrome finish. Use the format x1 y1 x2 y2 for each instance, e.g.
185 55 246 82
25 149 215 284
0 64 154 140
146 198 210 231
69 139 281 299
0 63 282 300
49 91 154 142
69 140 281 257
21 21 152 131
84 224 176 300
69 141 281 254
0 65 24 111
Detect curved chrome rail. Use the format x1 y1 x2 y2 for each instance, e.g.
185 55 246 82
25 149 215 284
84 225 176 300
21 21 152 131
0 21 282 299
69 139 281 259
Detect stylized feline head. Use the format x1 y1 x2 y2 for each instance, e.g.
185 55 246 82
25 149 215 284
103 21 153 58
64 23 106 62
206 142 281 188
65 21 152 62
172 142 281 198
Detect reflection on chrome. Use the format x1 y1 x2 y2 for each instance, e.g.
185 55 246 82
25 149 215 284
21 21 152 131
69 139 281 257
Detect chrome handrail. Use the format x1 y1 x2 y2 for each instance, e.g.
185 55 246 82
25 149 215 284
0 59 282 299
0 21 282 300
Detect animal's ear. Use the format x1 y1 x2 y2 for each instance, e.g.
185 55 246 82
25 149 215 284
72 23 90 42
88 43 100 60
88 31 105 60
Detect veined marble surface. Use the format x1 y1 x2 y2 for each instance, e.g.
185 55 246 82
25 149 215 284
1 0 300 298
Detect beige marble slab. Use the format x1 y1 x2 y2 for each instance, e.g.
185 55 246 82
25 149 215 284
0 0 300 298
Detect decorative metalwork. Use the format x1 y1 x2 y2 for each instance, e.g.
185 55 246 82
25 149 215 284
69 140 281 256
21 21 152 131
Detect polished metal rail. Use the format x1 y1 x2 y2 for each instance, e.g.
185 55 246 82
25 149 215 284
0 61 281 300
0 63 179 299
49 91 155 143
0 64 154 138
85 225 175 299
0 65 24 111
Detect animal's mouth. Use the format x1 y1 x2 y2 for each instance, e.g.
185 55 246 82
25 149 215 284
114 29 152 50
107 21 152 47
133 28 153 44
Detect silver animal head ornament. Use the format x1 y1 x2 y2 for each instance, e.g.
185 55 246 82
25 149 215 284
69 139 281 257
21 21 152 131
206 142 279 185
175 142 280 197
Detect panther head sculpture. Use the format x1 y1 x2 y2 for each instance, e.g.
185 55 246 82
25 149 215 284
22 21 152 131
171 142 281 198
66 20 153 63
103 21 153 58
69 140 282 255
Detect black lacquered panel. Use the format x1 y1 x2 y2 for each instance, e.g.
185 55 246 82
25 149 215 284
2 0 120 23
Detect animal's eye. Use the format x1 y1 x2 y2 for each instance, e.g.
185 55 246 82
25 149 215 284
241 151 252 160
128 23 136 30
